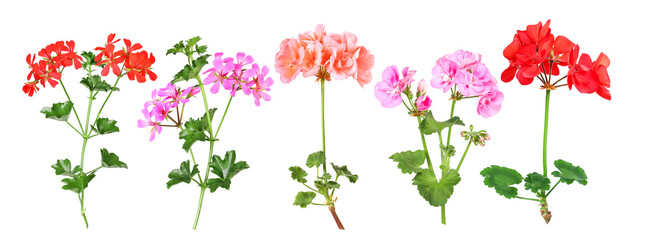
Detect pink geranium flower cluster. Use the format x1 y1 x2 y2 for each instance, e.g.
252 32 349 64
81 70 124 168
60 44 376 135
275 24 374 86
375 66 432 111
138 83 200 141
203 52 274 106
430 50 504 118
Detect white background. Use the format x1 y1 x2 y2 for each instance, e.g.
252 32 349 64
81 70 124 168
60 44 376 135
1 0 644 239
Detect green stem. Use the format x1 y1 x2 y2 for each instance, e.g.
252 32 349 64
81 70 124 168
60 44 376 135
214 95 234 139
545 181 560 197
92 75 123 126
455 142 472 172
66 121 83 137
302 183 321 194
542 90 551 178
59 79 84 133
416 115 437 179
441 205 446 225
193 187 206 230
321 79 327 173
446 99 457 147
516 196 541 202
78 193 88 228
192 73 215 230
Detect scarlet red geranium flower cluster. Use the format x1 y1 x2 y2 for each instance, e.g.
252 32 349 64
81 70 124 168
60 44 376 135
23 34 157 96
501 20 611 100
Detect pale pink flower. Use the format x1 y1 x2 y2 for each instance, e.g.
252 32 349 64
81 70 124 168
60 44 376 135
137 109 161 141
354 46 374 87
374 66 416 108
275 38 304 83
455 62 496 97
430 57 459 92
477 90 504 118
418 79 428 95
300 42 322 77
416 95 432 111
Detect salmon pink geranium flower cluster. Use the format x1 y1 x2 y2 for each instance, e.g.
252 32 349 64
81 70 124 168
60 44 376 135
502 20 610 99
275 24 374 86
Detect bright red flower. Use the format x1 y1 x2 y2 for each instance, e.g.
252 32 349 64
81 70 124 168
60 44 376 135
23 82 39 97
62 40 83 69
95 33 123 77
125 51 157 83
567 45 611 100
115 39 142 63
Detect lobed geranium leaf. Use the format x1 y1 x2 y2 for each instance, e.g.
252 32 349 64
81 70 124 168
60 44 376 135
480 165 522 199
179 118 208 152
206 178 231 192
293 191 317 208
419 111 464 135
92 118 120 135
52 159 81 176
100 148 127 169
191 55 210 77
524 172 551 194
306 151 325 168
197 45 208 55
413 169 461 206
166 40 186 56
389 150 426 174
209 150 249 180
41 101 73 121
551 159 588 185
289 166 308 183
81 51 99 69
80 75 118 92
330 163 358 183
61 172 95 193
171 64 193 84
166 160 200 189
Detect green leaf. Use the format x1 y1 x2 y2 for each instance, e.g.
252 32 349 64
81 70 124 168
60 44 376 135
326 181 340 189
41 101 73 121
206 178 231 192
413 169 461 206
191 55 210 77
209 150 249 180
170 54 211 84
171 64 193 83
389 150 426 174
551 159 588 185
320 172 332 180
480 165 523 199
52 159 81 176
418 111 464 135
330 163 358 183
166 160 200 189
179 118 208 152
92 118 120 135
81 51 99 69
289 166 308 183
61 172 95 193
306 151 325 168
80 75 118 92
293 191 317 208
186 36 202 52
439 144 455 174
166 40 186 56
197 45 208 55
100 148 127 169
524 172 551 194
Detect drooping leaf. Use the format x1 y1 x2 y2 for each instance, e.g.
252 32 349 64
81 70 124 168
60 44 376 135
419 111 464 135
330 163 358 183
61 172 95 193
41 101 73 121
293 191 317 208
289 166 308 183
170 54 212 84
206 178 232 192
92 118 120 135
524 172 551 194
166 160 200 189
100 148 127 169
389 150 426 174
52 159 81 176
551 159 588 185
306 151 325 168
413 169 461 206
186 36 202 52
192 55 210 77
480 165 523 199
209 150 249 180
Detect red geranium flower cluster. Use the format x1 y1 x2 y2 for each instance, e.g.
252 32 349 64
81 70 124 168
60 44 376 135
23 34 157 96
24 41 83 96
501 20 610 100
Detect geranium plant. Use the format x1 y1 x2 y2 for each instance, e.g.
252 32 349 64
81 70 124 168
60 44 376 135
276 24 374 230
375 50 503 224
23 34 156 228
140 37 272 229
480 20 610 223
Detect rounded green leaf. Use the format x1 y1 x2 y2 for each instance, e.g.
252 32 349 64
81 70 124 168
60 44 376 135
480 165 522 199
524 172 551 194
551 159 588 185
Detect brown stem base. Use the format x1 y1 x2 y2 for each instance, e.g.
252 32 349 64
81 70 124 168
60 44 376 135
328 206 345 230
539 197 552 224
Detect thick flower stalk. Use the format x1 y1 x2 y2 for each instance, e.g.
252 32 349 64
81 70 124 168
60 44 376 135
141 37 271 229
278 24 374 230
375 49 500 225
24 34 156 228
481 20 610 223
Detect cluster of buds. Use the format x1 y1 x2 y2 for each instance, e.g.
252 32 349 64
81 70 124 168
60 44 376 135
460 125 491 146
